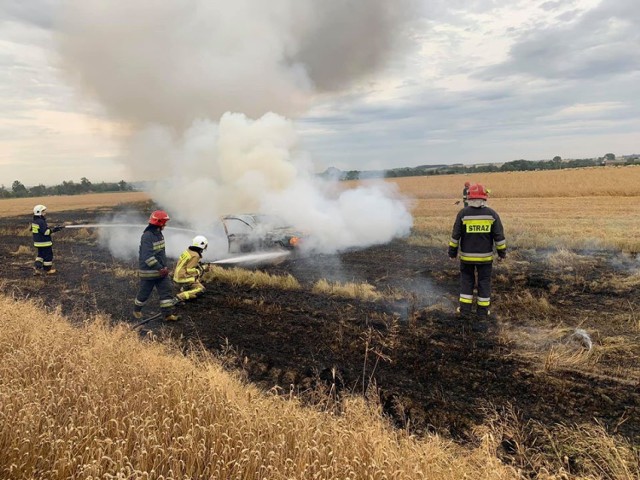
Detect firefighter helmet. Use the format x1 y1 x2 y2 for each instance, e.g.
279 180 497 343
148 210 170 227
192 235 208 250
33 204 47 216
464 181 470 187
467 183 488 200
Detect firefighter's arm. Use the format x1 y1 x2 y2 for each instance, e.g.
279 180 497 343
185 255 201 276
493 213 507 259
448 213 462 258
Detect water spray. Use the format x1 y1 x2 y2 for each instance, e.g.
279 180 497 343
63 224 201 234
209 251 291 265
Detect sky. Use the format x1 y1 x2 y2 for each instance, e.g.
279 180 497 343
0 0 639 187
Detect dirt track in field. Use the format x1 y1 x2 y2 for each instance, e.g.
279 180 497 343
1 205 638 448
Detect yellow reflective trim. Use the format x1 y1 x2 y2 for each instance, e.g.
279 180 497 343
31 224 39 233
145 257 158 267
449 241 458 248
34 241 53 247
477 300 491 306
174 277 196 284
496 244 507 250
459 297 473 304
460 255 493 262
139 270 161 278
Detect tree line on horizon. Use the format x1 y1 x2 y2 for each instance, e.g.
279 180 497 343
329 153 639 180
0 177 134 199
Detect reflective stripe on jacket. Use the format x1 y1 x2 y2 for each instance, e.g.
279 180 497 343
448 206 506 263
173 248 202 284
138 225 166 278
31 216 53 247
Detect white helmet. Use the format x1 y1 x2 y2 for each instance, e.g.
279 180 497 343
192 235 208 250
33 204 47 216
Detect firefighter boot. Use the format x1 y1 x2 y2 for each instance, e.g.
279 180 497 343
133 307 143 320
164 314 181 322
476 306 491 318
46 268 57 275
456 305 472 320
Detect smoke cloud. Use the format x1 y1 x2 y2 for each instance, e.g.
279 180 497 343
56 0 417 259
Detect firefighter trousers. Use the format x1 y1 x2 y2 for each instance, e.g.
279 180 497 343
134 277 175 317
175 279 205 302
35 246 54 271
459 262 492 316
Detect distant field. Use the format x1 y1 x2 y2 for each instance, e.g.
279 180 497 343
0 191 149 218
349 166 640 251
374 165 640 199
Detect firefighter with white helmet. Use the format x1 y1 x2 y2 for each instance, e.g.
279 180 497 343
173 235 209 303
133 210 180 321
31 204 64 275
448 184 506 319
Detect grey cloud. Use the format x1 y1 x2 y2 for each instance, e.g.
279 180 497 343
300 68 640 171
479 0 640 80
555 9 580 22
0 0 57 30
539 0 568 12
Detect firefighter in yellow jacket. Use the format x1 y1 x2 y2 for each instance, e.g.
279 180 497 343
173 235 209 302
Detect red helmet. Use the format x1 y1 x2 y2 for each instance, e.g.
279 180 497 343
149 210 170 227
464 181 470 187
467 183 488 200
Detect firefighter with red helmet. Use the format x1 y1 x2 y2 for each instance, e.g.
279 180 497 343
462 181 471 207
133 210 180 321
448 183 506 319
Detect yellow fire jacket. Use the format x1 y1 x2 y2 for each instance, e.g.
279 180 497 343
173 248 203 284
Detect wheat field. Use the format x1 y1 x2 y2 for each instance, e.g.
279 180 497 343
348 166 640 252
0 295 521 480
0 191 149 217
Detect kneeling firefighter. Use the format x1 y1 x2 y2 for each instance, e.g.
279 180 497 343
173 235 209 303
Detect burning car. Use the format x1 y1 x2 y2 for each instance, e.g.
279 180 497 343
220 214 305 253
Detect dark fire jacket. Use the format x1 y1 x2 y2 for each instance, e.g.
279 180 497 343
448 205 506 263
138 225 167 278
31 215 52 248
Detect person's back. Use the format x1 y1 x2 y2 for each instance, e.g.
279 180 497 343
448 184 506 320
453 204 504 263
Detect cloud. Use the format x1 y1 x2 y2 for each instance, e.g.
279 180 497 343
479 0 640 79
0 0 57 30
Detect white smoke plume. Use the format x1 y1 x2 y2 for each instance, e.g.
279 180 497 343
56 0 417 258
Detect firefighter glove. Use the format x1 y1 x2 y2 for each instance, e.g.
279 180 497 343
52 225 64 233
158 267 169 278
